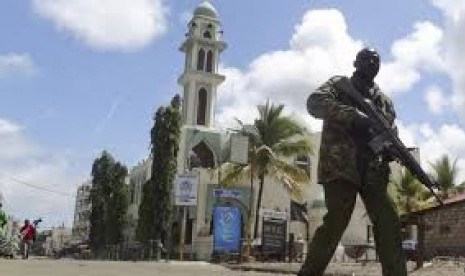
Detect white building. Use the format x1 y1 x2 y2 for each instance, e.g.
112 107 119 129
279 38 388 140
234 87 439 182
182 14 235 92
125 158 152 241
172 1 323 260
44 224 73 255
72 180 91 242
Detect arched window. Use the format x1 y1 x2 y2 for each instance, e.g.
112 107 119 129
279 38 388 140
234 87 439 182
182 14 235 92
203 31 212 39
197 49 205 70
197 88 207 125
192 141 215 168
206 50 214 73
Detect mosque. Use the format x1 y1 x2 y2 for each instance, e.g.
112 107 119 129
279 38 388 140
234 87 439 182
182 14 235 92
159 1 370 260
74 1 373 261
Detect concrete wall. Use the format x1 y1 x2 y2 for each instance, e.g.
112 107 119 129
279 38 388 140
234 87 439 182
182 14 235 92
421 201 465 257
125 158 152 242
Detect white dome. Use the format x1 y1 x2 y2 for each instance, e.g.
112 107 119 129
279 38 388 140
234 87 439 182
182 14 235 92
193 1 218 19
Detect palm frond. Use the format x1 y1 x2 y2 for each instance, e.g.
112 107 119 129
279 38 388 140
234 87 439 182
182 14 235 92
220 163 250 187
272 138 313 157
391 169 431 214
429 155 458 197
269 157 310 200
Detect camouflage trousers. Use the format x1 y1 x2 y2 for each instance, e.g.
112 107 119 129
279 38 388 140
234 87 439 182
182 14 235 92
298 179 407 276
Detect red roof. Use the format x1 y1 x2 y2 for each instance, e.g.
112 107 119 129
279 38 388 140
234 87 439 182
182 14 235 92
402 191 465 218
442 191 465 205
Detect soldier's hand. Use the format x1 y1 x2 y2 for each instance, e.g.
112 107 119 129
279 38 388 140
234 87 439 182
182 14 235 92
381 142 398 162
353 109 372 129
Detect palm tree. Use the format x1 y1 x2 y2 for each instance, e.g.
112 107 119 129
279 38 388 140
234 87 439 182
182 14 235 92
456 182 465 194
221 101 312 240
391 169 432 215
429 155 458 199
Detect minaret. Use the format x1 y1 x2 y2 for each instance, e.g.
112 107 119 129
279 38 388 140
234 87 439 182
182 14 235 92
176 1 227 173
178 1 227 128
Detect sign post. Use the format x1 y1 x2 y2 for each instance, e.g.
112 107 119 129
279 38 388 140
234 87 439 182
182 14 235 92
175 173 199 260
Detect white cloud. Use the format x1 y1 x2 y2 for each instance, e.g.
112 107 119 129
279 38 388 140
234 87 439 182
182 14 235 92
397 121 465 184
216 9 445 132
0 119 41 160
430 0 465 22
377 22 445 95
0 118 82 228
424 86 449 114
0 53 37 78
0 119 22 134
429 0 465 119
32 0 169 52
216 9 362 132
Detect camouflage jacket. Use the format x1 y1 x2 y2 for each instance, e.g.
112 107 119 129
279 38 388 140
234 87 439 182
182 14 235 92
307 76 397 186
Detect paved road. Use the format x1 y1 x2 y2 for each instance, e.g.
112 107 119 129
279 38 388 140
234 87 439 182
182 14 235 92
0 259 287 276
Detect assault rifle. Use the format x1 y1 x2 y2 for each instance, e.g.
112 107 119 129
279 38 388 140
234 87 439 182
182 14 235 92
335 77 443 205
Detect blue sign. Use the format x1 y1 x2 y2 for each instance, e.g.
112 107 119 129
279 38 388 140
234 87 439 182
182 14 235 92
213 206 242 253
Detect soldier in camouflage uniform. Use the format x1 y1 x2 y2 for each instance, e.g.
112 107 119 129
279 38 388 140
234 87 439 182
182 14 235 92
298 48 407 276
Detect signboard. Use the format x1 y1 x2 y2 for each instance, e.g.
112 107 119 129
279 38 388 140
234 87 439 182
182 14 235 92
213 206 242 253
175 173 198 206
213 188 242 199
260 209 288 220
205 186 251 222
229 133 249 165
262 218 287 257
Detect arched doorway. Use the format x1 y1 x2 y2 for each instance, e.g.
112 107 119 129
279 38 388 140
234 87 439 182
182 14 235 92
191 141 215 168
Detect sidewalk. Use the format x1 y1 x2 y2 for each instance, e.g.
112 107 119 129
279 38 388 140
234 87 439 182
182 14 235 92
224 260 465 275
225 262 382 275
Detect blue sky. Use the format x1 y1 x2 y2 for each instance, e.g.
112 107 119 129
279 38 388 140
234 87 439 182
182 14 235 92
1 0 465 227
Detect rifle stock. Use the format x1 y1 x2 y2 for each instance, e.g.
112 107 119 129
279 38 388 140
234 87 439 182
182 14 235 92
336 78 443 205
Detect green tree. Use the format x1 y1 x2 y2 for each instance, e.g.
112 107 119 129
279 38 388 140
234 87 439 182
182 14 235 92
137 95 181 245
429 155 458 199
391 169 431 215
89 151 128 251
456 181 465 193
222 101 312 239
136 178 154 242
106 162 129 245
136 108 164 242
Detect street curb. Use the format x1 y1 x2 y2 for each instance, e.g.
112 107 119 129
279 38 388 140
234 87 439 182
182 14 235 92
223 264 354 275
223 264 296 274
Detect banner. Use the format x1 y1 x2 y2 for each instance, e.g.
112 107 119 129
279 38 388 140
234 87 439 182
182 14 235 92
175 173 198 206
213 188 242 199
260 209 288 220
213 206 242 253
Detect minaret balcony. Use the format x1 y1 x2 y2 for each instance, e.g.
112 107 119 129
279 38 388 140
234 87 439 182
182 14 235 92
177 69 225 86
179 37 227 53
